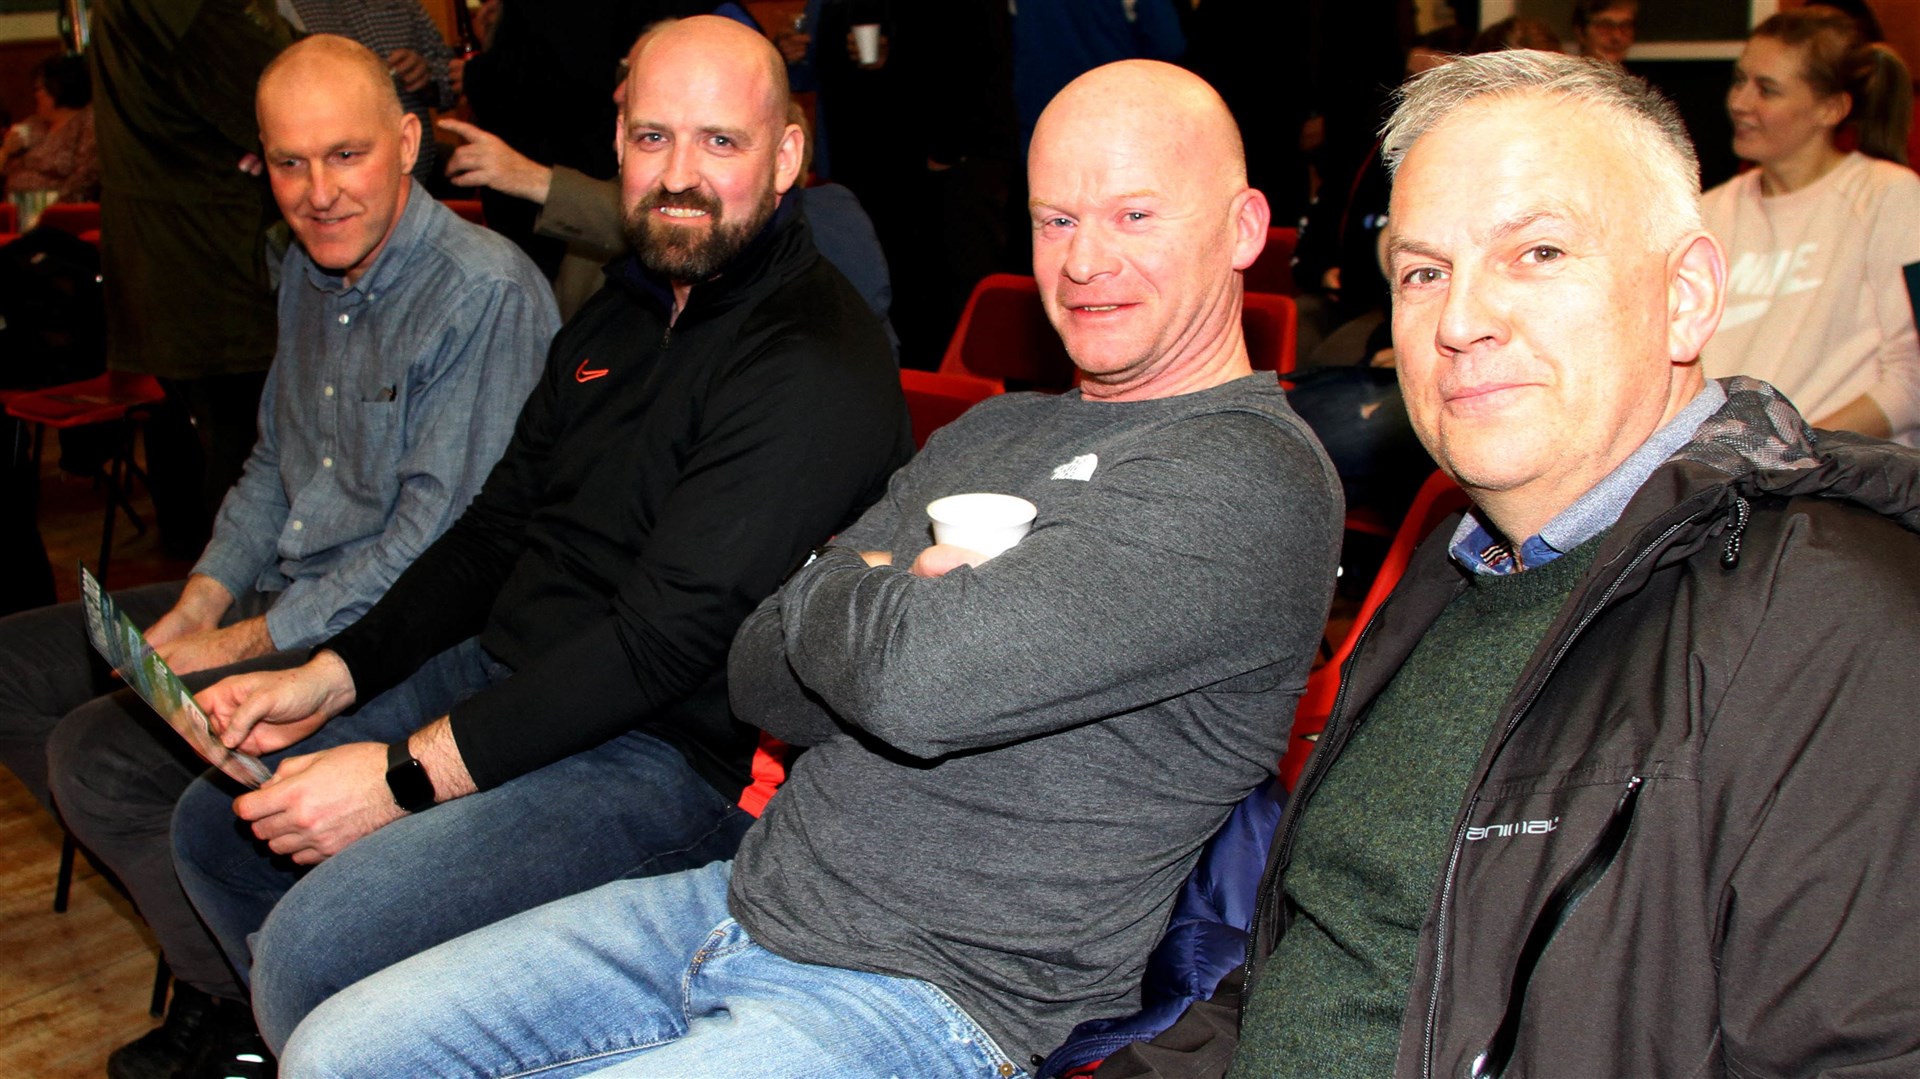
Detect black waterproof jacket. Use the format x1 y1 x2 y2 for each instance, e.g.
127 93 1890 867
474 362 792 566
1100 378 1920 1078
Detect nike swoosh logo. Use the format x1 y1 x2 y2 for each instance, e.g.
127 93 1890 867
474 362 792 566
575 358 610 383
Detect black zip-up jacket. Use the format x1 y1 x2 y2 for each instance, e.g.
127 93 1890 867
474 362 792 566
1100 378 1920 1078
326 199 911 797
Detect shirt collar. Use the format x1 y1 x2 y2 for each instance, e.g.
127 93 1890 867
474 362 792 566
299 177 433 299
1450 380 1728 575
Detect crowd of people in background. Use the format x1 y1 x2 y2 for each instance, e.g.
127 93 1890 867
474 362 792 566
1 2 1918 1078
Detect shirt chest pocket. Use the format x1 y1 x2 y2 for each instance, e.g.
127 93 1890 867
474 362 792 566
332 396 404 496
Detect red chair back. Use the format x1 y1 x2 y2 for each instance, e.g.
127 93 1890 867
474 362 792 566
1244 226 1298 297
34 202 101 236
938 274 1077 392
1280 469 1469 789
900 369 1002 448
1242 291 1298 376
0 203 16 232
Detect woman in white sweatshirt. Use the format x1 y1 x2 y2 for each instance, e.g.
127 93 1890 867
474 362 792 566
1701 5 1920 444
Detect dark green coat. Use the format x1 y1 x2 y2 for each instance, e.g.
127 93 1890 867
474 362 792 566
89 0 289 377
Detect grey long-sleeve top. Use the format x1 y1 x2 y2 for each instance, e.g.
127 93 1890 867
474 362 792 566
725 373 1343 1063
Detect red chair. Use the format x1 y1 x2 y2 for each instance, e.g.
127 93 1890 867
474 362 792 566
1242 291 1298 376
6 371 168 586
900 369 1002 448
441 198 487 226
1243 226 1298 297
938 274 1078 393
1280 469 1468 789
0 203 16 232
34 201 101 236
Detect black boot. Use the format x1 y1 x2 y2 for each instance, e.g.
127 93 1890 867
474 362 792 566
178 999 276 1079
107 981 217 1079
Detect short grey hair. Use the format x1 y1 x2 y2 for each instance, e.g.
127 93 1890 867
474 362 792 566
1381 50 1701 248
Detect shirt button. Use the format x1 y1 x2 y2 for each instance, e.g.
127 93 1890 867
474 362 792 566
324 385 335 397
337 313 350 325
291 520 304 532
322 457 333 468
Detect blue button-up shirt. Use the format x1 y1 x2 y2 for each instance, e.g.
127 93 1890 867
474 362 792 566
193 181 559 648
1450 381 1728 575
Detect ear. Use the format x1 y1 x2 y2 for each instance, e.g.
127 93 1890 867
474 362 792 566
1666 231 1726 364
613 109 626 168
398 111 422 176
1817 89 1853 131
773 121 804 195
1228 187 1272 272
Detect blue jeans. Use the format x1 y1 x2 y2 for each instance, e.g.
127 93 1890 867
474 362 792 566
170 638 754 1052
281 860 1032 1079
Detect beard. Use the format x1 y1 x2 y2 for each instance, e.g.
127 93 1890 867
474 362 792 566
623 183 777 284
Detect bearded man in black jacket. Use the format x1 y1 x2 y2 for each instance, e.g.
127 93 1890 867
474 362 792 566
167 14 910 1057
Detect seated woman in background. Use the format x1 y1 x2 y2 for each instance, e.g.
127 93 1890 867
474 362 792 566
1701 5 1920 443
0 55 100 213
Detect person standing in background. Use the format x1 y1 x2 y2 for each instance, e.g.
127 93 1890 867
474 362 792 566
88 0 291 557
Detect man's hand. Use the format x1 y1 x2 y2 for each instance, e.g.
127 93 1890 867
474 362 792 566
386 47 432 93
439 119 554 203
155 617 275 676
909 544 988 578
198 651 358 756
233 742 401 864
146 575 234 650
859 550 892 568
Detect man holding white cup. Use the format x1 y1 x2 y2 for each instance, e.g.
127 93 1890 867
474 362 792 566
275 59 1342 1078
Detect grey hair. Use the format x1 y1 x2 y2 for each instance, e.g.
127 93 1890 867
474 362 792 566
1381 50 1701 247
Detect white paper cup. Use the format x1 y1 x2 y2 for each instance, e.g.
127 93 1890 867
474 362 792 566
852 23 881 65
927 493 1037 560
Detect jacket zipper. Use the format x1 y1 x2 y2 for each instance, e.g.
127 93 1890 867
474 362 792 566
1419 512 1700 1079
1469 775 1646 1079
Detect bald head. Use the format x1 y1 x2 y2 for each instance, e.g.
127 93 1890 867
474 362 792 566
1025 61 1269 401
1034 61 1247 198
625 15 789 133
260 34 404 124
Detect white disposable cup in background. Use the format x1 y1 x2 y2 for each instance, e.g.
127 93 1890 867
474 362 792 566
852 23 881 64
927 493 1037 560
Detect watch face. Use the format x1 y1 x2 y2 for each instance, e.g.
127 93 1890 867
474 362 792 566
386 757 435 812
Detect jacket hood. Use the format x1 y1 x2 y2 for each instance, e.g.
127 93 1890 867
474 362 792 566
1669 376 1920 537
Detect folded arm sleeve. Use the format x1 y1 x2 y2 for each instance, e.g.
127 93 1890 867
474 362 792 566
778 414 1336 760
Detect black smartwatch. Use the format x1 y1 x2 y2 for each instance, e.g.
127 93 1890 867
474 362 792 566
384 739 436 813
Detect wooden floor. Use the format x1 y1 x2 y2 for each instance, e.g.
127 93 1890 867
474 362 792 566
1 439 195 1077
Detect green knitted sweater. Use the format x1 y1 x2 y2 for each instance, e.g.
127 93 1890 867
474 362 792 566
1227 537 1603 1078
